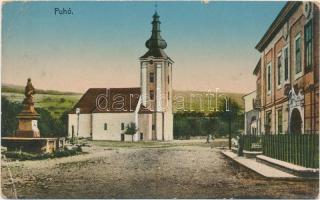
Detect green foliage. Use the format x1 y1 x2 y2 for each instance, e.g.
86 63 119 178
215 98 244 136
1 97 22 137
173 90 244 114
2 92 81 118
124 123 137 135
4 146 82 161
1 96 68 137
173 98 244 139
53 146 82 158
173 114 217 139
125 122 137 141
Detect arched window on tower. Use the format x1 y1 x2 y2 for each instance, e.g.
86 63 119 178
150 72 154 83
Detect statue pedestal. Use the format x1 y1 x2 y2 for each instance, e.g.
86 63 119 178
15 118 40 138
2 137 65 153
15 98 40 138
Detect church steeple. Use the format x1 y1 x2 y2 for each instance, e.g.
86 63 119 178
139 10 174 141
145 12 167 50
141 11 168 59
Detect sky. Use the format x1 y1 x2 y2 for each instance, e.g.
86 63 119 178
2 1 286 94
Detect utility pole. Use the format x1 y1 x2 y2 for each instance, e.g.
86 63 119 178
76 108 80 145
228 111 232 150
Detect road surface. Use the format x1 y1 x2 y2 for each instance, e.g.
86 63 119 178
1 140 319 198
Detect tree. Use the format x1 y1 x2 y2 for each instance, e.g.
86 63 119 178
1 97 22 136
59 110 69 137
216 98 244 149
124 122 137 142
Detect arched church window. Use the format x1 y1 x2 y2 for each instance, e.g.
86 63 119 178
150 72 154 83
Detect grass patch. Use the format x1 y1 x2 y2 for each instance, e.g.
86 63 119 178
89 139 229 149
90 140 179 149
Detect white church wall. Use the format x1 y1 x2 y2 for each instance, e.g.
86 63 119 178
68 114 92 138
155 113 163 140
138 114 152 140
141 63 147 106
164 112 173 140
92 113 135 141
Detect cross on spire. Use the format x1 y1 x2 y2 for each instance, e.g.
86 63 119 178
155 2 158 13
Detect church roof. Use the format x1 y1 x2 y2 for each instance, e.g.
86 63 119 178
140 12 170 59
140 48 168 59
69 87 141 114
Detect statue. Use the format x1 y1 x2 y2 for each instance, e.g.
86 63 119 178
16 78 40 137
25 78 35 98
23 78 36 104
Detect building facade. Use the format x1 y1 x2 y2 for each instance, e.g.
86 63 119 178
255 2 319 134
68 12 174 141
243 91 259 135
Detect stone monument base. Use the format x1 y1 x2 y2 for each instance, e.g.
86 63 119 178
15 130 40 138
1 137 65 153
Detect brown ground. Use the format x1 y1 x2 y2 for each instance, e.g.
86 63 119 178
1 139 319 199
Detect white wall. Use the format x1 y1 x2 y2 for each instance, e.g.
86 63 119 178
243 91 256 112
164 111 173 140
141 62 147 106
138 113 152 140
68 114 92 138
92 113 135 141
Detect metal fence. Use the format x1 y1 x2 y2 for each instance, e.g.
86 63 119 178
262 134 319 168
240 135 262 151
241 134 319 168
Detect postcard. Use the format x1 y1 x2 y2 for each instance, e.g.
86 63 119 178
1 1 319 199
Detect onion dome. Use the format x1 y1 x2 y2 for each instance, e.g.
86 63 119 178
141 12 169 59
145 12 167 49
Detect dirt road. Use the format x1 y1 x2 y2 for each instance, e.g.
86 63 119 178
1 140 319 198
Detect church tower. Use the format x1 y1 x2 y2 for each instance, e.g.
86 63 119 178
140 11 173 140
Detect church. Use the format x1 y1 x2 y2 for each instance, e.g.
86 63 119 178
68 12 174 141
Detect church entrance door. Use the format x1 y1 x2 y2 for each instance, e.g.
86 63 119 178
121 134 125 141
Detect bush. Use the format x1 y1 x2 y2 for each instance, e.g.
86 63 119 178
54 146 82 157
4 146 82 161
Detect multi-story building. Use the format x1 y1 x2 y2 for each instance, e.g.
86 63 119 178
243 90 260 135
255 2 319 134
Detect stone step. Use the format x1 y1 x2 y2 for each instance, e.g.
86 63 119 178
256 155 319 178
222 150 301 179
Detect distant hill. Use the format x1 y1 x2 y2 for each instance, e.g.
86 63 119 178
2 84 244 117
2 83 81 95
2 83 82 118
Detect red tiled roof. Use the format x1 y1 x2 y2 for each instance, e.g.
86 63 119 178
70 88 141 114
